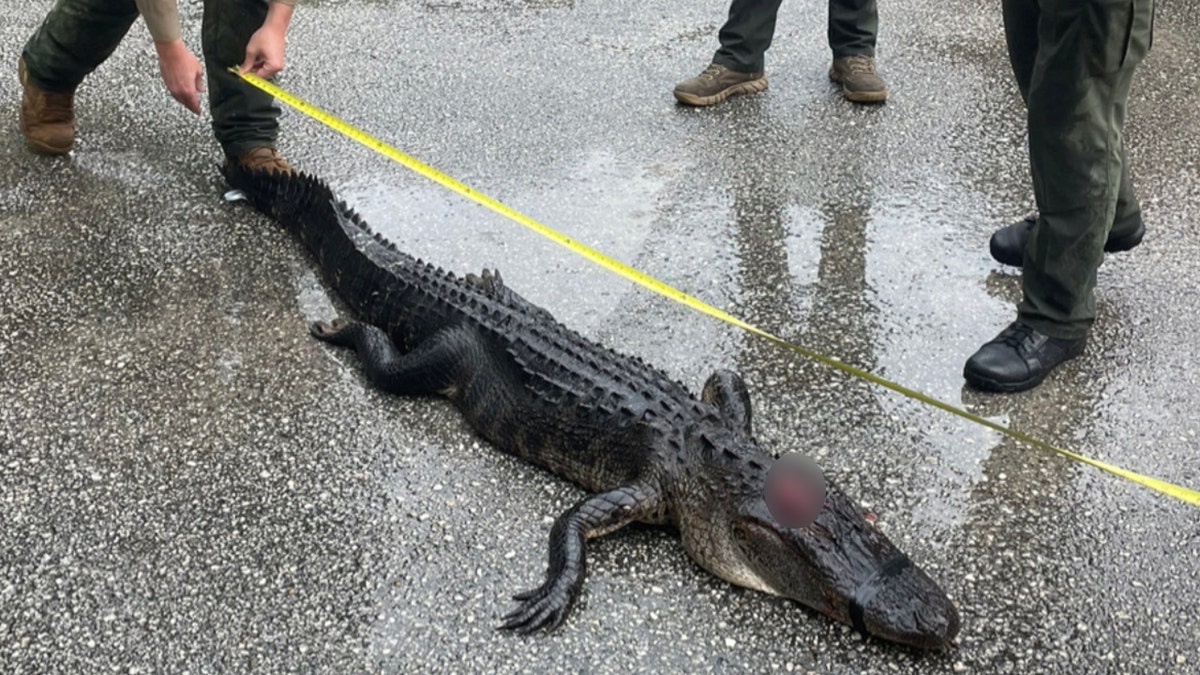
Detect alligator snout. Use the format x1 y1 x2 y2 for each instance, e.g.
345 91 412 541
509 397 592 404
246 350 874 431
850 554 960 649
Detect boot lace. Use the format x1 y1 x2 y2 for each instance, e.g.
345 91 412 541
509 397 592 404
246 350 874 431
241 147 292 173
699 63 726 81
998 322 1036 351
842 55 876 75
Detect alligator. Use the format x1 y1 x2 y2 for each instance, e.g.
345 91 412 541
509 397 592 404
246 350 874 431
223 166 961 649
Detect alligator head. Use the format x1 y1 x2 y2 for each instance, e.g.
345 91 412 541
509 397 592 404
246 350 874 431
675 429 960 649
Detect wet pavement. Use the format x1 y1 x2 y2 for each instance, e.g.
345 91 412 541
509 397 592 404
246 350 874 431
2 0 1199 672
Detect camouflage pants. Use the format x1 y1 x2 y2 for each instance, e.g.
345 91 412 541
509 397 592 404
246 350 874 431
22 0 279 158
714 0 878 73
1004 0 1154 339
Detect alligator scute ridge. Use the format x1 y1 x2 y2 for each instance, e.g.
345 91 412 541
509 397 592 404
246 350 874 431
223 166 961 649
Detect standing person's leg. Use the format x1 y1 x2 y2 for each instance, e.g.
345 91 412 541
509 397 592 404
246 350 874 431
202 0 288 170
965 0 1154 392
1001 0 1038 100
828 0 876 57
988 0 1146 266
1109 115 1146 242
673 0 781 107
19 0 140 154
1022 0 1152 338
827 0 885 102
714 0 786 72
1100 0 1150 245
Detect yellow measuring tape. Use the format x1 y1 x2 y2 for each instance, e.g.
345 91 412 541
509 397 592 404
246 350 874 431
233 69 1200 508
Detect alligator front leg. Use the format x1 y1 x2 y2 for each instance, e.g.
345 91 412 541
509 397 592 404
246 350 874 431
310 318 463 396
501 482 662 633
701 369 754 437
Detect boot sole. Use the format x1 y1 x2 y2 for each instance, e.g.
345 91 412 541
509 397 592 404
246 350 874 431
963 368 1050 393
841 88 887 103
673 77 768 107
20 130 72 155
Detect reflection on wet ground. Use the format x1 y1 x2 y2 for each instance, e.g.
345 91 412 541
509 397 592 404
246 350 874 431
2 0 1199 673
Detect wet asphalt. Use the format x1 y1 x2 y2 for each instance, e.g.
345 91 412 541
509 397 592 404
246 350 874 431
2 0 1199 673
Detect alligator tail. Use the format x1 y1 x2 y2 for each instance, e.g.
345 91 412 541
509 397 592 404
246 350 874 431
224 166 343 249
226 164 385 268
224 167 419 323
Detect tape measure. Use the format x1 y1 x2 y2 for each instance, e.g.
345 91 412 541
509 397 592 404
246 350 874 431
231 68 1200 508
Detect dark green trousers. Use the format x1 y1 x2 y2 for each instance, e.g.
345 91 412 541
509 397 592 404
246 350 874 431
22 0 279 158
1003 0 1154 339
714 0 878 73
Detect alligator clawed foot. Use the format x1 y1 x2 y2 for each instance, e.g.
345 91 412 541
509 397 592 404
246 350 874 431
309 318 350 342
499 582 574 634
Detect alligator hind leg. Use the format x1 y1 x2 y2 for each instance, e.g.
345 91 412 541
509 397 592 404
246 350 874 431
310 318 461 396
501 482 662 633
701 369 754 437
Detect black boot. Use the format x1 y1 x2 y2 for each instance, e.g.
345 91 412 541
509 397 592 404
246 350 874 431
963 321 1086 392
989 214 1146 267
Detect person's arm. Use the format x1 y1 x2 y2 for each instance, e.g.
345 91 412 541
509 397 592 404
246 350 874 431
135 0 181 42
136 0 205 114
239 1 296 78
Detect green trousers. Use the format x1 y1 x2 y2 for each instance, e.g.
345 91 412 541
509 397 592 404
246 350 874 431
714 0 878 73
21 0 279 158
1003 0 1154 339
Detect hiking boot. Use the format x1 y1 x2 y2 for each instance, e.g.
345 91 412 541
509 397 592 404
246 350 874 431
18 57 76 155
224 146 294 174
673 63 767 107
829 55 887 104
989 213 1147 267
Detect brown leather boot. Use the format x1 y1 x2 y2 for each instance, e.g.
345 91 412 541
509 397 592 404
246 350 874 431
18 57 76 155
829 56 888 104
224 146 294 174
